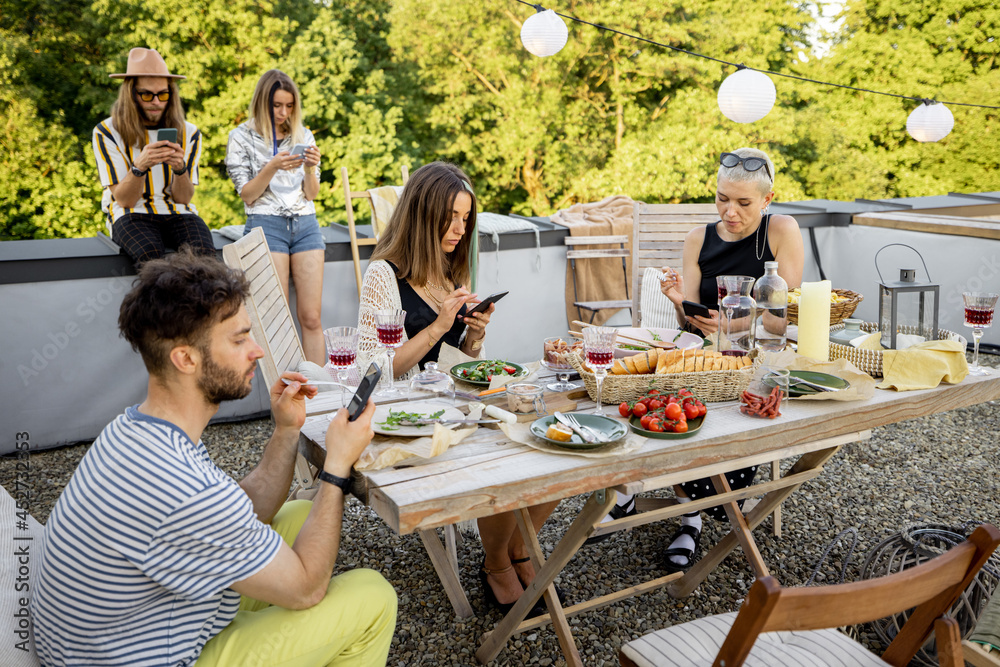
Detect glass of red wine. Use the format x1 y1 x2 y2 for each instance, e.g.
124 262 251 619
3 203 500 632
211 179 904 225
375 309 407 398
582 326 618 415
323 326 359 403
962 292 998 376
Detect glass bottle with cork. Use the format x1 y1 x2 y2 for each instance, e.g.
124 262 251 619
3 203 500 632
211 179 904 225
752 261 788 352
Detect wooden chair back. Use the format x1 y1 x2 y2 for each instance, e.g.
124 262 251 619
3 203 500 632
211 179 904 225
343 165 410 298
630 202 718 326
715 523 1000 667
221 226 303 390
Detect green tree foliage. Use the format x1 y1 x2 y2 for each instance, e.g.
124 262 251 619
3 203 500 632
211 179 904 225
1 0 998 240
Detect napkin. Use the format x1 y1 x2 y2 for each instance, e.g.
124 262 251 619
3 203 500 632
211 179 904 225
498 420 644 458
297 361 336 391
877 340 969 391
758 350 876 401
354 404 484 471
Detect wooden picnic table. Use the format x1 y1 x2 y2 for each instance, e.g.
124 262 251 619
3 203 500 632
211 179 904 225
298 370 1000 666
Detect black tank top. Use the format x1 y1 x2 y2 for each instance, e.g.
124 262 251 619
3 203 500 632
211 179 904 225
697 216 775 308
388 262 468 370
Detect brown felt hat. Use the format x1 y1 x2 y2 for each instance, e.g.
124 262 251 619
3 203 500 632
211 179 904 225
110 48 185 80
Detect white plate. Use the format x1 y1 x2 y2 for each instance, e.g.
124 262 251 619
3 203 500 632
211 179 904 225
372 401 467 437
612 327 704 358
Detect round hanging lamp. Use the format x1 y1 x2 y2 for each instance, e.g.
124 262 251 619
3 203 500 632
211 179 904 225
520 7 568 57
717 67 776 123
906 101 954 142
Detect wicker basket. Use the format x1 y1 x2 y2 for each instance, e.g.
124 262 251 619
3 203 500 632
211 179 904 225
568 351 757 404
828 322 968 378
787 289 863 326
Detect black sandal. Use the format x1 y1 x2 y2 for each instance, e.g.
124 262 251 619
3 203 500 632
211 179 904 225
663 519 702 573
479 559 518 614
584 497 637 546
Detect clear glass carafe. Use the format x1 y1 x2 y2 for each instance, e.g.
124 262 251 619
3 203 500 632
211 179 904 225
407 361 456 405
752 262 788 352
720 275 757 356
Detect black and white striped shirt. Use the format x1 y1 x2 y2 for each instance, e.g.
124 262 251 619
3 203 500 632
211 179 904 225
31 406 282 666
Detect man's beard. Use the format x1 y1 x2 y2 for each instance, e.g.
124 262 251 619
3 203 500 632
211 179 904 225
197 345 254 405
139 105 163 125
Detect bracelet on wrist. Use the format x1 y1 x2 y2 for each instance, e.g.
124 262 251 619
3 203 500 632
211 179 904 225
172 165 188 176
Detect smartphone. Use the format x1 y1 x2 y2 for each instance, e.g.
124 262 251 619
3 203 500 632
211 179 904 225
466 291 509 316
682 300 714 319
290 143 309 157
157 128 178 144
347 362 382 422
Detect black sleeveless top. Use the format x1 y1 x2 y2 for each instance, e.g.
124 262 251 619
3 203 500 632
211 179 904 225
697 216 776 309
388 262 468 370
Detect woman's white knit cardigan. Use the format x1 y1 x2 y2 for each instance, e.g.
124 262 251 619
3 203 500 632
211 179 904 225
358 259 418 381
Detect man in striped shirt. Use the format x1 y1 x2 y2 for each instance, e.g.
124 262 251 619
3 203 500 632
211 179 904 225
92 48 215 264
31 250 397 666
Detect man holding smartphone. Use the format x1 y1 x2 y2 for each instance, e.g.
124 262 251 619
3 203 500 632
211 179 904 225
31 250 397 666
92 48 215 264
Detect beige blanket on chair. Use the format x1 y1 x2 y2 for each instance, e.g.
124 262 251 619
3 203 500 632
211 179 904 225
550 195 634 330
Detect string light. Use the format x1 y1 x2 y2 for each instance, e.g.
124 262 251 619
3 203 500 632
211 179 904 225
906 101 955 142
520 6 568 57
513 1 998 137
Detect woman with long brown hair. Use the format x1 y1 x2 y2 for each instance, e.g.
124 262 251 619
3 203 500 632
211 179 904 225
358 162 560 615
225 70 325 363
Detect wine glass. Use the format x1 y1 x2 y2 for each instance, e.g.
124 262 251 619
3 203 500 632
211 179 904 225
962 292 998 376
540 336 578 392
583 326 617 415
375 309 407 398
323 326 358 403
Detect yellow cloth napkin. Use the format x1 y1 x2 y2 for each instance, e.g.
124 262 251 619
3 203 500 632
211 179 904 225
877 340 969 391
855 332 884 350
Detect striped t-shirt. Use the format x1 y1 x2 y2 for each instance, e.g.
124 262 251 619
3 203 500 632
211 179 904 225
31 406 282 667
92 118 202 223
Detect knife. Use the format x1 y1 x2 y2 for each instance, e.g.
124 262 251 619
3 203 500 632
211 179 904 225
553 412 597 443
398 418 502 426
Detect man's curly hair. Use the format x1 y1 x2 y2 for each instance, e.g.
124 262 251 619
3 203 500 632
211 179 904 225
118 247 249 374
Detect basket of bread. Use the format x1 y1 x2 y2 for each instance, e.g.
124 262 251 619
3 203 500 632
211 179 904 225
787 288 862 325
569 347 756 404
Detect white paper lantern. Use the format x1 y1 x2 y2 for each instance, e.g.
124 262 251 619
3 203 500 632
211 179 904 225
906 102 954 142
520 8 568 57
717 68 776 123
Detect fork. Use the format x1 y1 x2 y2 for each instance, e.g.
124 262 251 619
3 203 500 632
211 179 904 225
559 412 604 443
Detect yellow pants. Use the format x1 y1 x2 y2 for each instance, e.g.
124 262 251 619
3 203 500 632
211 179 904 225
197 500 397 666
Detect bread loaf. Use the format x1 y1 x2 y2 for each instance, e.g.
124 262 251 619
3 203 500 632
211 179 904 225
604 347 750 376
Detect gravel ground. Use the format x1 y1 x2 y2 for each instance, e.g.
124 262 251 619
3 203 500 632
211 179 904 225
4 352 999 667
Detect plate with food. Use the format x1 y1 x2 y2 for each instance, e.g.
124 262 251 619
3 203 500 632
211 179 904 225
620 388 708 439
542 337 583 370
450 359 528 386
373 401 467 437
529 414 628 450
763 370 850 397
611 328 704 358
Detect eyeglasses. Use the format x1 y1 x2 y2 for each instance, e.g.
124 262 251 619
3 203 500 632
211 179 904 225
136 90 170 103
720 152 772 182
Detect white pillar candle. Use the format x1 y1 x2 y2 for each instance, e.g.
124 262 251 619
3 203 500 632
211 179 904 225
797 280 831 361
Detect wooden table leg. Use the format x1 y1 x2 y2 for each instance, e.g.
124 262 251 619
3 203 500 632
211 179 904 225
668 445 840 598
712 474 769 579
418 528 474 619
771 460 782 537
476 489 617 665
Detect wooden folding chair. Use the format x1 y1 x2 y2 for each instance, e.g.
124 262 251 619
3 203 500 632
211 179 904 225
222 227 317 497
343 165 409 298
565 234 632 323
621 523 1000 667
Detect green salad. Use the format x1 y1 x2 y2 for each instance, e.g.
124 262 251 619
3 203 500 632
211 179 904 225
376 408 445 431
458 360 520 382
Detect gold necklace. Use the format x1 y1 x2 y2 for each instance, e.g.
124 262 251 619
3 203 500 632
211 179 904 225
423 285 445 308
425 279 449 292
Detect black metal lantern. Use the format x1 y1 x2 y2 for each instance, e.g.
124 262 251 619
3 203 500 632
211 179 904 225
876 244 939 349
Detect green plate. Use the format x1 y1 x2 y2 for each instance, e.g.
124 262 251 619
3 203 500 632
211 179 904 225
629 414 705 439
529 414 628 450
450 360 528 386
764 370 850 397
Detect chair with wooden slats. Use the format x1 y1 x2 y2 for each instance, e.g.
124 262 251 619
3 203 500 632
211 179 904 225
621 523 1000 667
566 235 633 323
343 166 410 298
630 202 718 327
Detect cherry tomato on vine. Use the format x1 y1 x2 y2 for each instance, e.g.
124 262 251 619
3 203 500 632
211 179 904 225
619 402 632 418
632 402 648 418
649 399 664 410
640 413 654 430
684 402 699 420
673 420 689 433
647 418 664 432
664 403 683 420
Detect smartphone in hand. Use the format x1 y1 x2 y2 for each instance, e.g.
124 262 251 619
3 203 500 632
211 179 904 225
157 128 178 144
466 291 509 316
290 144 309 157
347 362 382 422
682 300 714 319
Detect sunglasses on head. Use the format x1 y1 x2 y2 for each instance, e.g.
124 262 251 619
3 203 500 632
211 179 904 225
720 152 772 182
136 90 170 103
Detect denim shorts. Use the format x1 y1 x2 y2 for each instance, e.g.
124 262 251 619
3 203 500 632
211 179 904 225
245 214 324 254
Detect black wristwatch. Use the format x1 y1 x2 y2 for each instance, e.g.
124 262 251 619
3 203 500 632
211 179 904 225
130 165 148 178
172 165 188 176
318 470 352 495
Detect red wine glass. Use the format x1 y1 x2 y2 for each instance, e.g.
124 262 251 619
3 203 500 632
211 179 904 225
323 326 358 403
582 326 618 415
375 309 407 398
962 292 998 376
